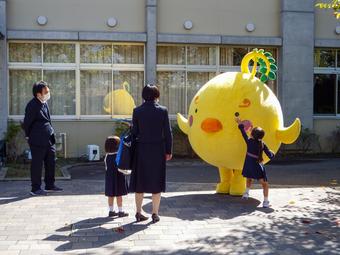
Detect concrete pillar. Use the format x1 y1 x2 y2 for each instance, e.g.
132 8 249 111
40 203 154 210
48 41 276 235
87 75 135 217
145 0 157 85
0 0 8 139
279 0 315 129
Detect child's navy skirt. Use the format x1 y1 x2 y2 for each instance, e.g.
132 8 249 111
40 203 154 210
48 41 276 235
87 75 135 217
105 154 128 197
242 154 268 182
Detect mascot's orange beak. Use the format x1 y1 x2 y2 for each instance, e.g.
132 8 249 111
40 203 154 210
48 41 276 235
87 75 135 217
201 118 223 133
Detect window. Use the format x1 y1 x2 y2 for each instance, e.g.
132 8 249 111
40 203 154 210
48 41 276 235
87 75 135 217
9 70 41 115
314 49 336 68
313 74 336 114
314 48 340 116
157 45 278 115
8 42 145 117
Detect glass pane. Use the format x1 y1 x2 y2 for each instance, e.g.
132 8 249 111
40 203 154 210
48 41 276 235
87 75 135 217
266 80 277 95
187 72 216 106
157 71 186 115
81 70 112 115
44 44 75 63
338 50 340 68
338 76 340 114
187 46 216 65
157 46 185 65
43 70 76 115
80 44 112 63
9 70 41 115
313 74 336 114
113 45 144 64
109 71 144 115
220 47 248 66
9 43 41 63
314 49 336 67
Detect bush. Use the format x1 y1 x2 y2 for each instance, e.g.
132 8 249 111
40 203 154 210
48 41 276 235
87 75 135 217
4 121 26 162
295 128 321 153
172 123 196 158
113 121 131 137
328 126 340 153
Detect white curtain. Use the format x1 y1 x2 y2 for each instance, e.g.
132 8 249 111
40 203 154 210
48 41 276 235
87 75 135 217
44 70 76 115
9 70 41 115
44 44 75 63
80 70 112 115
157 71 186 115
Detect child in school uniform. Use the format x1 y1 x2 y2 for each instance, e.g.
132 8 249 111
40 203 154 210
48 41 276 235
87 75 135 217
235 117 275 208
104 136 129 217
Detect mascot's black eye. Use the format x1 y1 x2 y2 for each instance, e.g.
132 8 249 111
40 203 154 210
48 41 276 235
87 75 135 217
195 109 198 113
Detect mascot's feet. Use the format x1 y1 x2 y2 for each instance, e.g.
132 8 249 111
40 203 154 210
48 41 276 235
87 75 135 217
229 180 246 196
229 170 246 196
216 182 230 194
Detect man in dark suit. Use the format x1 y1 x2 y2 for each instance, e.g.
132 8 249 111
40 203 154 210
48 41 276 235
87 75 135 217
23 81 63 195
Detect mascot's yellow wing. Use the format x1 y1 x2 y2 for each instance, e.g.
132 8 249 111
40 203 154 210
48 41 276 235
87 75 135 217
276 118 301 144
177 113 189 135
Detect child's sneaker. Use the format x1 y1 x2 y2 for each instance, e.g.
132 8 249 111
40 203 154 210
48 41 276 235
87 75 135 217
242 192 249 199
262 200 270 208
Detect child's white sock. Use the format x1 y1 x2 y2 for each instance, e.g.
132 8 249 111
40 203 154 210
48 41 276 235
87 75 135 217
118 207 123 212
264 196 269 202
109 206 114 212
245 188 250 194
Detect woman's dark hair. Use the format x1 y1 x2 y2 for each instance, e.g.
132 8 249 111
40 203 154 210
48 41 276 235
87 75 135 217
142 84 160 101
251 127 265 163
105 136 120 153
32 80 48 97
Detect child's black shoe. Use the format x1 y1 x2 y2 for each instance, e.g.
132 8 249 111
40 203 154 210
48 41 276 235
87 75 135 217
109 211 118 217
118 211 129 217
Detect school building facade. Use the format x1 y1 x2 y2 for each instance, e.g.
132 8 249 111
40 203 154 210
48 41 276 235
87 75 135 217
0 0 339 157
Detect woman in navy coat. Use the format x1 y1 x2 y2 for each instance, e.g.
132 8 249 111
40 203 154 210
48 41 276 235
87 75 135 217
129 85 173 223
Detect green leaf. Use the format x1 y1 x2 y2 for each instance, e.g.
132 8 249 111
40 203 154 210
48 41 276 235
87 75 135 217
264 52 272 57
258 49 264 54
259 66 267 73
270 64 277 72
267 57 275 63
252 48 258 52
260 74 268 83
268 71 277 80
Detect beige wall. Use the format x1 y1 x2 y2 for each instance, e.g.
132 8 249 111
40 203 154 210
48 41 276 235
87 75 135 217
315 8 340 39
158 0 280 36
7 0 145 32
313 119 340 152
53 121 118 158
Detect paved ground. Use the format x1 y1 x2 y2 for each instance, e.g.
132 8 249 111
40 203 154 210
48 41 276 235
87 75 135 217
69 158 340 187
0 158 339 255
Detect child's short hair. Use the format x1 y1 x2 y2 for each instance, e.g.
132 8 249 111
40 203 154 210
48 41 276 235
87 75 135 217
105 136 120 153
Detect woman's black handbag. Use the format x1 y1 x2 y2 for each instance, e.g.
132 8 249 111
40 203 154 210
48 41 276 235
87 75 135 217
115 128 134 173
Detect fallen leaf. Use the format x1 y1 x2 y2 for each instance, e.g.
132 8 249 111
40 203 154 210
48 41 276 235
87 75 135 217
113 227 124 233
289 200 295 205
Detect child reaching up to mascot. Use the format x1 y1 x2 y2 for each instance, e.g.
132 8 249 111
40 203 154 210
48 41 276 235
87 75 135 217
235 115 275 208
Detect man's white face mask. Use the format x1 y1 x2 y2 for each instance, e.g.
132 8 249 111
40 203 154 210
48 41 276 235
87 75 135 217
41 92 50 103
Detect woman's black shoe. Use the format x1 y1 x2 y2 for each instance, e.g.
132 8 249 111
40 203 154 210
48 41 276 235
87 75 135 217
152 213 160 223
135 212 148 222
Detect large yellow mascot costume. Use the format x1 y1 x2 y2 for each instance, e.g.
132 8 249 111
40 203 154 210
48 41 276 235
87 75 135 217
177 49 301 196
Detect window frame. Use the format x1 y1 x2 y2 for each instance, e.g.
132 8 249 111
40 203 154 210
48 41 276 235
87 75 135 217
156 44 278 119
8 41 145 120
313 48 340 118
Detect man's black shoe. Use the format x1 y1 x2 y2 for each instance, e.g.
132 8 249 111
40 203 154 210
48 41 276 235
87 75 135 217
30 189 48 196
45 186 63 192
